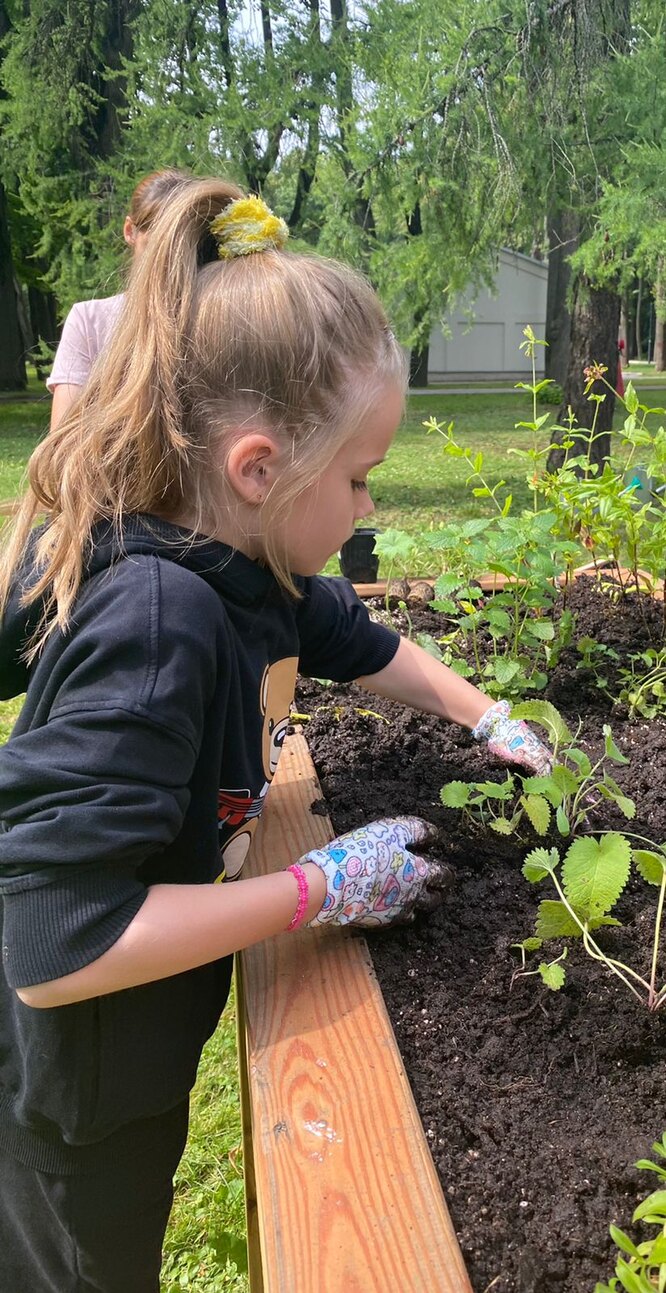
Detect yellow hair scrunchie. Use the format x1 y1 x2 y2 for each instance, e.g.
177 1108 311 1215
210 195 289 259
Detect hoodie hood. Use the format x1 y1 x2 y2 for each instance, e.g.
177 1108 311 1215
0 513 287 702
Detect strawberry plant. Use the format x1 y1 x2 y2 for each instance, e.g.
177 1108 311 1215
440 701 634 838
520 831 666 1010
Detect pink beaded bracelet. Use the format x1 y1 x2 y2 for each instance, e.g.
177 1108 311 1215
285 862 310 931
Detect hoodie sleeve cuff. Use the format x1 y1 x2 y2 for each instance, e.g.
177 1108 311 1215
1 864 147 988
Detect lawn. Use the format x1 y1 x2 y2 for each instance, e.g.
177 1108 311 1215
1 375 665 1292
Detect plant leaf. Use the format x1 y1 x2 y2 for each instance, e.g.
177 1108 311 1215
539 958 567 990
551 764 581 797
521 794 551 836
561 833 631 921
440 782 472 808
646 1232 666 1264
523 847 560 883
609 1225 641 1260
510 700 572 746
521 774 563 807
633 1189 666 1223
536 899 583 940
494 656 521 684
634 850 666 886
489 817 515 834
564 747 592 778
524 619 556 641
556 806 571 836
603 725 629 765
614 1260 654 1293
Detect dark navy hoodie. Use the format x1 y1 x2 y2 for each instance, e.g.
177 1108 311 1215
0 515 398 1173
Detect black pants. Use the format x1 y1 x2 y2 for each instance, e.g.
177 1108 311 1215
0 1102 189 1293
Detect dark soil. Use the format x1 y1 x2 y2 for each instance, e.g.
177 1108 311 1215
295 578 666 1293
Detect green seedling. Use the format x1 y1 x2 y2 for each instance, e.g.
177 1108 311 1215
440 700 634 839
576 634 619 685
615 648 666 721
521 831 666 1011
510 938 568 992
596 1133 666 1292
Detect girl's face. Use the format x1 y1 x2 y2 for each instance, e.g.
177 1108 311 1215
281 381 404 577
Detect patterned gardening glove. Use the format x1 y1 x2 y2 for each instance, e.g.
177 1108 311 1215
472 699 553 776
303 817 451 928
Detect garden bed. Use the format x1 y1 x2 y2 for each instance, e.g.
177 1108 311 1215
296 577 666 1293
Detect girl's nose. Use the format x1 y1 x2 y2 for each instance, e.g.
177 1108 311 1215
357 492 375 521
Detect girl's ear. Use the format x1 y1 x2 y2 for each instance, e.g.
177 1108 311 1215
226 433 282 505
123 216 137 247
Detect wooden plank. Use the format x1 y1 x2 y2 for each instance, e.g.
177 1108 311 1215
238 734 471 1293
352 562 664 600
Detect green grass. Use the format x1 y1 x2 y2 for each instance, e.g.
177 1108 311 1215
162 981 249 1293
0 396 49 500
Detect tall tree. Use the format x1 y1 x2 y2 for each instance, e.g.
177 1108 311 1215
0 0 26 389
1 0 143 307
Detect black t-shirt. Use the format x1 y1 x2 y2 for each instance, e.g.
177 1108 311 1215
0 516 398 1171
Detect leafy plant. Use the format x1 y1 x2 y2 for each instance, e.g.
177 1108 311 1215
440 701 634 839
510 937 568 992
372 529 420 612
420 328 580 699
615 648 666 720
538 378 666 638
595 1133 666 1292
521 831 666 1011
577 634 619 682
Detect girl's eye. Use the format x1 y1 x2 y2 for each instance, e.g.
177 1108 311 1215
351 479 368 492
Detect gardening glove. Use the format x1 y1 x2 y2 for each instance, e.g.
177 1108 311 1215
472 699 553 776
302 817 450 928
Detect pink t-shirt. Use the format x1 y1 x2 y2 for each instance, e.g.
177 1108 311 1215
47 294 125 392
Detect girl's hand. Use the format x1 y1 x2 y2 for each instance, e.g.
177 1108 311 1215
472 699 553 776
302 817 450 928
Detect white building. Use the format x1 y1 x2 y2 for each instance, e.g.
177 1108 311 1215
428 248 548 382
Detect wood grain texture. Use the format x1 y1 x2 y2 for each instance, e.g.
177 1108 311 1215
238 733 472 1293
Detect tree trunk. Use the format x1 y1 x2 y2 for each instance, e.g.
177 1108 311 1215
28 283 59 380
636 278 644 360
0 181 26 390
545 209 578 387
626 287 636 361
654 317 666 372
547 278 621 473
409 344 429 388
653 264 666 372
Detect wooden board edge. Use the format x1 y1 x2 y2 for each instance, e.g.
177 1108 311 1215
238 733 472 1293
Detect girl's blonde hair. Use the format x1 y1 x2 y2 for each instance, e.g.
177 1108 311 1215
1 178 406 656
127 168 194 232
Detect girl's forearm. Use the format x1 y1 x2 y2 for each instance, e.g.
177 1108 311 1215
358 635 490 728
16 863 327 1009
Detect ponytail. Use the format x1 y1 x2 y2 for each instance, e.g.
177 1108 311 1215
1 177 405 656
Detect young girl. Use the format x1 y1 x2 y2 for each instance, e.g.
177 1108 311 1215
47 168 194 429
0 178 551 1292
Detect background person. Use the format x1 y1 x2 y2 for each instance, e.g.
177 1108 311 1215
47 168 193 429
